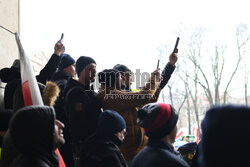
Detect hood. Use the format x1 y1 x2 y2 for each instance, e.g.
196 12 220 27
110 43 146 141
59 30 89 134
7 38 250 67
0 67 20 83
198 105 250 167
9 105 56 162
51 70 71 82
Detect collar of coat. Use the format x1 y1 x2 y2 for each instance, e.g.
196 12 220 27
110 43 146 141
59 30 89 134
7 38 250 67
147 138 174 153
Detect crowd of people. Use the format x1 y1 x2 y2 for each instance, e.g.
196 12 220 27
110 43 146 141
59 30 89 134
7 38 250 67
0 40 250 167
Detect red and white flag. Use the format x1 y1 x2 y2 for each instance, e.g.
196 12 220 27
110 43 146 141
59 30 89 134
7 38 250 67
15 33 66 167
15 33 43 106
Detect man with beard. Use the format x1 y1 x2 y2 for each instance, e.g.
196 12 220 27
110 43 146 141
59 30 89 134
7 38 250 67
64 56 102 163
8 105 65 167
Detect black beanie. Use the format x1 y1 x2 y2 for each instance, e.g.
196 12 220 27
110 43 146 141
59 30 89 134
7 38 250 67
137 103 178 139
75 56 96 76
98 69 120 87
113 64 131 73
59 54 75 70
97 110 126 136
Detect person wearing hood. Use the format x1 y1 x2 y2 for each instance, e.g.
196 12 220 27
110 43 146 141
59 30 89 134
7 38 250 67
0 40 65 110
80 110 127 167
8 105 65 167
0 81 61 167
97 68 161 161
51 53 75 167
64 56 102 163
196 105 250 167
131 102 189 167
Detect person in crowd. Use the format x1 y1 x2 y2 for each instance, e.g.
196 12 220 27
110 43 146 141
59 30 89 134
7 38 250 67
178 142 198 165
97 52 177 161
0 109 13 161
1 81 61 167
51 54 76 167
113 64 132 91
97 68 161 161
80 110 128 167
0 41 65 110
8 105 65 167
51 53 76 92
130 102 189 167
196 105 250 167
113 52 177 92
64 56 102 163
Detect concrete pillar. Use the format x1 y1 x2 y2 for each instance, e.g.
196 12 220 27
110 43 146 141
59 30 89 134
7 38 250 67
0 0 19 109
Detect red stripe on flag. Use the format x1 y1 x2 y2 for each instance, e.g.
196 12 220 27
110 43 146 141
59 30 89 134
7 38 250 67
22 81 33 106
55 149 66 167
176 131 183 139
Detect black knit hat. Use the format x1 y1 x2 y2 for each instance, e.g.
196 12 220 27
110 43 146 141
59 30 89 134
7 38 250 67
113 64 131 73
58 54 75 70
97 110 126 136
137 103 178 139
75 56 96 76
98 69 120 87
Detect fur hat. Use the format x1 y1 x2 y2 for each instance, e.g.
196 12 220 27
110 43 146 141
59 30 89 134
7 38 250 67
137 103 178 139
13 81 60 112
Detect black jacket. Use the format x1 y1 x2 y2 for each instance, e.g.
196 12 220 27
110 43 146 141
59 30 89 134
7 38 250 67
52 73 74 167
80 134 127 167
9 105 59 167
51 70 72 92
131 138 189 167
0 54 60 109
159 62 175 89
65 78 102 154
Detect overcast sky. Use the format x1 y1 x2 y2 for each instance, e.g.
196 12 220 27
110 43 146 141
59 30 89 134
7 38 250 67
20 0 250 93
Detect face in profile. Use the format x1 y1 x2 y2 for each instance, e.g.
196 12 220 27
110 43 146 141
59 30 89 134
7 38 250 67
64 64 76 78
123 71 132 87
54 120 65 149
114 129 127 141
115 73 126 90
80 63 97 83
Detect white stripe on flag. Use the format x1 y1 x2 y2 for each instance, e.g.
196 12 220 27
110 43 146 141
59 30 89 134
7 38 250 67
15 33 44 106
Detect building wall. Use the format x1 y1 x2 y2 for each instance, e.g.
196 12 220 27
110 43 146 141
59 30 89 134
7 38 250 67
0 0 19 69
0 0 19 109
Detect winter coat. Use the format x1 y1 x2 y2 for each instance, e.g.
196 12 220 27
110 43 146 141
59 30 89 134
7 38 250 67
65 78 102 155
97 72 160 161
0 54 61 110
131 138 190 167
1 82 60 167
159 62 175 89
80 133 127 167
8 105 59 167
51 70 72 92
52 75 76 167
